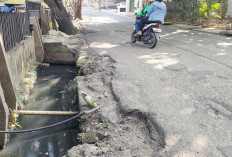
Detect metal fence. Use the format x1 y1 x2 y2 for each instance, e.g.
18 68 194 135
166 1 198 23
0 12 31 52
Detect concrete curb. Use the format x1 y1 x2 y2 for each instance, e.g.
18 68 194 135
167 23 232 36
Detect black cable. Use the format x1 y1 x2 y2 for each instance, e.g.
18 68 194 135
0 105 102 134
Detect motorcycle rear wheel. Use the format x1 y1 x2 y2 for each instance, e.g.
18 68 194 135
131 30 136 43
148 32 157 49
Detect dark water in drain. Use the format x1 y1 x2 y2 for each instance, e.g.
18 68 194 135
0 65 79 157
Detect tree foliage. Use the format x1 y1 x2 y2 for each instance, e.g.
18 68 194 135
174 0 228 24
198 1 221 18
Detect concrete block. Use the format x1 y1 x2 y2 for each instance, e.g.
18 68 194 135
0 83 9 148
43 42 77 64
30 17 44 63
43 30 83 64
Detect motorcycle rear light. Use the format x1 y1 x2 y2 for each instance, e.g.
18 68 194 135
155 24 160 28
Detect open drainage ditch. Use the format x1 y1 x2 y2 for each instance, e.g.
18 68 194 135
0 65 80 157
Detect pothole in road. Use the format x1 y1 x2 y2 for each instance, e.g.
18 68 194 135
77 45 165 156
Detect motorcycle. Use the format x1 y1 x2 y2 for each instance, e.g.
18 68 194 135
131 21 161 49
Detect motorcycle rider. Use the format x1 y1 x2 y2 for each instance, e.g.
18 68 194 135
134 0 154 32
135 0 167 37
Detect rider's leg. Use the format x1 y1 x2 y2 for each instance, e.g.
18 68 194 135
135 19 141 33
137 16 150 35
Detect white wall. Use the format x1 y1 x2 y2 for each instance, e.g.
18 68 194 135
126 0 130 12
134 0 139 12
133 0 143 13
227 0 232 16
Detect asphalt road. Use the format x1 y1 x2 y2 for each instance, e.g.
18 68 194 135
82 7 232 157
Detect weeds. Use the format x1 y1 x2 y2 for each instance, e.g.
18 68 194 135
119 146 124 151
101 121 109 129
8 109 22 130
90 99 96 108
16 61 40 108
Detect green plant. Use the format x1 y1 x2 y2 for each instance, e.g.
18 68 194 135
198 0 221 18
17 91 24 104
9 109 22 130
101 121 109 129
119 146 124 151
90 99 96 108
31 61 41 71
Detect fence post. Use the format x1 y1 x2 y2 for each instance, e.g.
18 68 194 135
0 83 9 149
30 17 44 63
0 33 17 111
174 1 177 21
40 6 50 35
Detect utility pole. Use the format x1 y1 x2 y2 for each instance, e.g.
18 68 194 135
99 0 101 10
26 0 28 11
106 0 108 9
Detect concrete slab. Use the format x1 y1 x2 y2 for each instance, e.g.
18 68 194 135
0 34 17 110
5 36 36 87
0 83 9 148
30 17 44 63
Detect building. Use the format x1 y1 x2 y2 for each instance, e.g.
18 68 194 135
0 0 26 12
125 0 147 13
4 0 26 7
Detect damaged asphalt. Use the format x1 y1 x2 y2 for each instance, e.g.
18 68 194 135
79 7 232 157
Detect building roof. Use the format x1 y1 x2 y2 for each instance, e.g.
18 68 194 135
4 0 25 4
28 0 41 3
